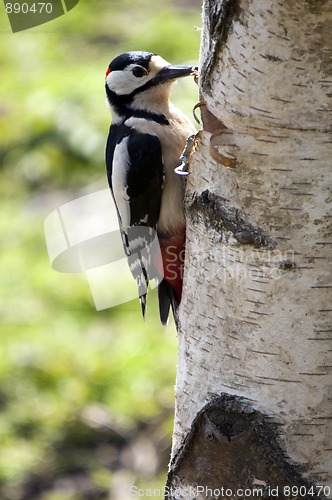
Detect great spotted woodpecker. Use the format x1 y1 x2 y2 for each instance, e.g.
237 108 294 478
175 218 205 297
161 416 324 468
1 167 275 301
105 51 196 324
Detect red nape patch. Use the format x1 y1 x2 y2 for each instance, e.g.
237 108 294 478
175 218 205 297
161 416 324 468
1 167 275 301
105 67 111 77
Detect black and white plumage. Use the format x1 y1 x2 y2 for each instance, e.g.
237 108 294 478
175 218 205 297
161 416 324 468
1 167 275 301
105 51 196 324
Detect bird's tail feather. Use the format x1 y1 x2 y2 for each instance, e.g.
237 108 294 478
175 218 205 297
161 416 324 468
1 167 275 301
140 293 147 319
127 248 150 320
158 279 179 325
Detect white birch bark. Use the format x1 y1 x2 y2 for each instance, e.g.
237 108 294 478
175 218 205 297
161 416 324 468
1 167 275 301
171 0 332 492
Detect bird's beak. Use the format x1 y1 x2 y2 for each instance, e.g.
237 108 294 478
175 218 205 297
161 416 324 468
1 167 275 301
157 65 198 82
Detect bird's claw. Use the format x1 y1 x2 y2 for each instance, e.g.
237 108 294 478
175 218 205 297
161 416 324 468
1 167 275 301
175 134 197 176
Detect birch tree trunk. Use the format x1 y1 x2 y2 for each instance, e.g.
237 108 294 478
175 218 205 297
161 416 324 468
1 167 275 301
166 0 332 498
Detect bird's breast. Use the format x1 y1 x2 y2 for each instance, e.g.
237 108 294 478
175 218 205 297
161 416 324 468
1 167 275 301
125 108 195 235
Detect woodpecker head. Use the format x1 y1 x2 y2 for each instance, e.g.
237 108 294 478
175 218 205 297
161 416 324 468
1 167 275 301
105 51 197 119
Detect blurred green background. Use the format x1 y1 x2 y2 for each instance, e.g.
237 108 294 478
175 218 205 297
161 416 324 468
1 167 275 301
0 1 201 499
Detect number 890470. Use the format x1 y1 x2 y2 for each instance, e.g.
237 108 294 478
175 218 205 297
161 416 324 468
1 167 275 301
6 3 53 14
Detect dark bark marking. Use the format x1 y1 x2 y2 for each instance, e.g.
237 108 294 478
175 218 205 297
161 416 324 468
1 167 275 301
201 0 243 94
186 189 277 249
279 259 297 270
166 394 328 500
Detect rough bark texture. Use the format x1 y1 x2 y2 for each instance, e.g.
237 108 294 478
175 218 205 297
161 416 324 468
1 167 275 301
167 0 332 498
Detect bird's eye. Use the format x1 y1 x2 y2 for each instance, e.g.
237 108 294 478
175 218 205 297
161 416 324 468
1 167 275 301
132 66 147 78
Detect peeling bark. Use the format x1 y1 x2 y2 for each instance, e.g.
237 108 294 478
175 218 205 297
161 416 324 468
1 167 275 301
167 0 332 498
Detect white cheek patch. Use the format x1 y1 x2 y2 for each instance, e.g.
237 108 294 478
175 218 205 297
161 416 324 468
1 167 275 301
106 70 136 95
106 64 151 96
105 57 171 97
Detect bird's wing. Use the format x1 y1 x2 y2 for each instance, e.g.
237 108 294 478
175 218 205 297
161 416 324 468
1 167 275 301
106 129 164 316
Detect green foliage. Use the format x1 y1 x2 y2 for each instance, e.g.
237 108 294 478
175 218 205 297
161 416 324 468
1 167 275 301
0 0 201 497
